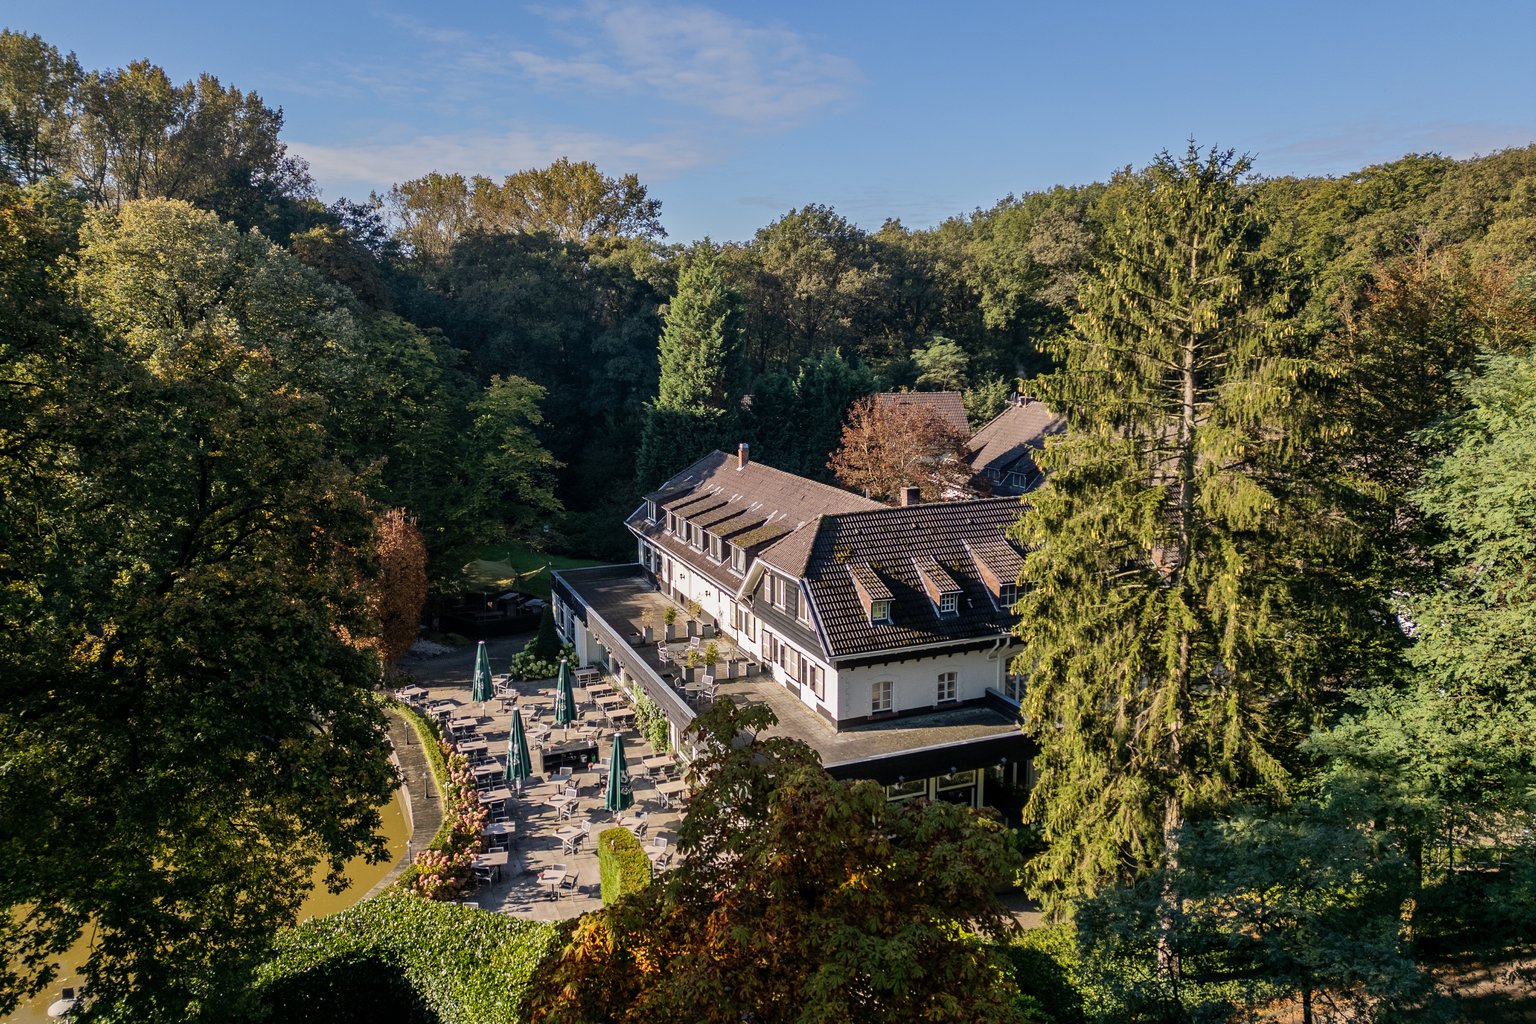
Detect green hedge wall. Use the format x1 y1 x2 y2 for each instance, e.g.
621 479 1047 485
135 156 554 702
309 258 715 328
246 889 565 1024
597 826 652 905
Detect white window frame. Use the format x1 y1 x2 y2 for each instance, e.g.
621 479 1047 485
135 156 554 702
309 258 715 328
937 770 976 790
937 671 958 703
998 583 1017 608
730 544 746 573
709 533 723 561
885 778 927 802
647 499 658 523
1003 673 1026 703
665 511 675 533
871 680 894 714
871 599 891 624
796 586 811 625
939 593 958 615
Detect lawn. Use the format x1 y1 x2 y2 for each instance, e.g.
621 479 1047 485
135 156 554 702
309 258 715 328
461 544 605 600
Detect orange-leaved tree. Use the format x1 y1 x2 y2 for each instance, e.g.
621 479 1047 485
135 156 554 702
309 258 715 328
828 394 972 502
530 700 1028 1024
370 507 428 668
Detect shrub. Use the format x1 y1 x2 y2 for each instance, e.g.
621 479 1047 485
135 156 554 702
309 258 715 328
597 827 652 905
508 640 576 682
1000 925 1088 1024
631 689 670 753
246 889 564 1024
532 604 559 659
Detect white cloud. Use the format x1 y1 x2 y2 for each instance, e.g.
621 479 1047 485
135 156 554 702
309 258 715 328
290 126 715 199
510 0 860 127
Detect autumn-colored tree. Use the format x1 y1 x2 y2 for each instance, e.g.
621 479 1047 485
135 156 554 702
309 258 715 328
369 508 428 667
828 394 971 501
531 700 1026 1024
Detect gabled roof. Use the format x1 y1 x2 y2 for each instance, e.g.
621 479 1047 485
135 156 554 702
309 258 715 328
966 398 1065 494
796 498 1027 659
873 391 969 435
628 451 882 593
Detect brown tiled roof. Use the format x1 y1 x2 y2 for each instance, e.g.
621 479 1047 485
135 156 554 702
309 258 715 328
912 554 961 603
628 451 881 592
966 398 1065 493
874 391 969 434
964 537 1025 596
798 498 1027 659
847 562 893 610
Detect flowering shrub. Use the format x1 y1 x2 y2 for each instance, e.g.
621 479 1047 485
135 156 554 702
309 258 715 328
410 740 488 901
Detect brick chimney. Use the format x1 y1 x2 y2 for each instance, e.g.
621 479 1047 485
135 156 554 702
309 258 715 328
899 485 921 507
737 443 750 470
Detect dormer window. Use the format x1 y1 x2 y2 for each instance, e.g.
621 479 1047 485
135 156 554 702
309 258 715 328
647 499 658 523
998 583 1017 608
688 522 703 551
871 599 892 624
729 545 746 573
709 533 723 561
940 593 958 616
665 511 676 533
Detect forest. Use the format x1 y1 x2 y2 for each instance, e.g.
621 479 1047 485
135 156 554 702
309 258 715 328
2 26 1536 1024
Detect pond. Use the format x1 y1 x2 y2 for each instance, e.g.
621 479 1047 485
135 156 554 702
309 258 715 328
10 785 411 1022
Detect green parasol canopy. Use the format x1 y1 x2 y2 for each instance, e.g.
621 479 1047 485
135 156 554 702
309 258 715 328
604 731 633 813
553 658 577 727
504 708 532 789
471 640 494 704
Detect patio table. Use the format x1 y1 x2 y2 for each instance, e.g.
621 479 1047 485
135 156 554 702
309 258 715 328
539 866 565 900
555 825 583 854
642 755 675 772
471 763 502 787
656 780 688 807
457 739 489 760
478 786 512 807
575 666 602 685
482 821 516 839
472 849 508 881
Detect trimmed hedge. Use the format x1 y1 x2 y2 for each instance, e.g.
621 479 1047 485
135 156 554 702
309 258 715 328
597 826 652 905
246 889 565 1024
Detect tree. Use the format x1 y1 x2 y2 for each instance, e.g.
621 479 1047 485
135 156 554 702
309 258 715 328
0 195 396 1020
531 700 1027 1024
0 31 82 186
1075 795 1430 1024
828 394 971 501
1304 350 1536 944
368 508 429 668
1011 145 1347 912
387 159 664 257
913 334 971 391
637 243 742 487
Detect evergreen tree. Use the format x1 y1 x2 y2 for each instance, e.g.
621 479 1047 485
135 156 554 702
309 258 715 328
637 241 741 486
1011 145 1348 910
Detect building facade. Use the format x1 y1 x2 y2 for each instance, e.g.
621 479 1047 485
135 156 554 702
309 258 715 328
553 445 1033 809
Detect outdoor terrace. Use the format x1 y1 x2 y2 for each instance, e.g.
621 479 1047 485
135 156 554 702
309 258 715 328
556 565 1027 785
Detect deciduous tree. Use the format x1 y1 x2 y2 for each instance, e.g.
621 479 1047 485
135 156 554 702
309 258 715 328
0 196 395 1020
532 701 1027 1024
369 508 429 667
829 393 971 501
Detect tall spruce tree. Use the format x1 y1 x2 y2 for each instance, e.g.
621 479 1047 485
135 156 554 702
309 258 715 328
636 241 741 486
1012 145 1344 911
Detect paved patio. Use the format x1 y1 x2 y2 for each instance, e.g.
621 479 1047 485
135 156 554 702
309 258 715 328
395 644 685 922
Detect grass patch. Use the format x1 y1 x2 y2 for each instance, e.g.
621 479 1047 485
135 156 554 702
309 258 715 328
462 544 605 600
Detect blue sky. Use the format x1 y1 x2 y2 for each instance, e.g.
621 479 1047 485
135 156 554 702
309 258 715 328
10 1 1536 241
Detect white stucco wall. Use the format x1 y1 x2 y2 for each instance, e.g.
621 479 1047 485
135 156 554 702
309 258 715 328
833 641 1017 720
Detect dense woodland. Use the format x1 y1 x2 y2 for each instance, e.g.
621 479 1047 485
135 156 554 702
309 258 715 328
3 27 1536 1024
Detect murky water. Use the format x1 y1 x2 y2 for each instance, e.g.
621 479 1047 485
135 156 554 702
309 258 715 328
8 787 409 1022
